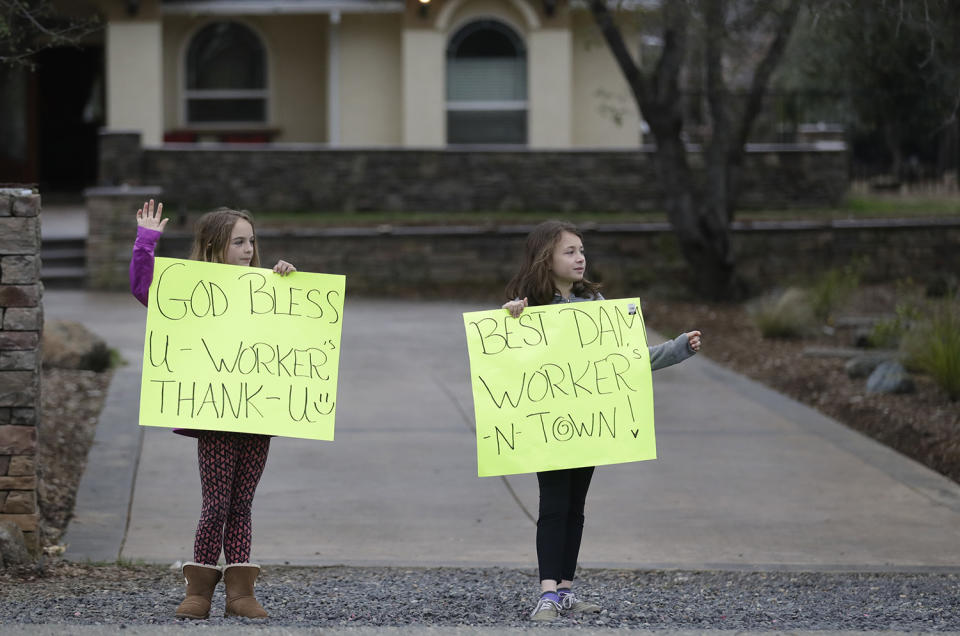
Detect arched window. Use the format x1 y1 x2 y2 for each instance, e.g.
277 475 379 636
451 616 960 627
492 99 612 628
446 20 527 145
184 21 267 124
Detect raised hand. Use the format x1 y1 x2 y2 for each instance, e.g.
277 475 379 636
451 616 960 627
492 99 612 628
136 199 168 233
686 330 702 352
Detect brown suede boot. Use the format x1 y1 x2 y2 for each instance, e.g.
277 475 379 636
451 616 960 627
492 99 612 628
223 563 268 618
175 562 222 619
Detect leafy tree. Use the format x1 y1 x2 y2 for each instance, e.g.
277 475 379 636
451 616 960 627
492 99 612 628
589 0 802 299
795 0 960 181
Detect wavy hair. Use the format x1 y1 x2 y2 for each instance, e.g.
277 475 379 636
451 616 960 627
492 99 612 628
188 207 261 267
505 220 601 306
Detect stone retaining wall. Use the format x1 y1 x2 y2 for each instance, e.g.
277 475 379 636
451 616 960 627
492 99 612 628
98 131 849 213
0 188 42 553
97 218 959 298
86 186 165 291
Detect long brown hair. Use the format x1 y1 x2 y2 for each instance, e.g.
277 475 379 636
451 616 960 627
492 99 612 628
505 220 601 306
188 207 261 266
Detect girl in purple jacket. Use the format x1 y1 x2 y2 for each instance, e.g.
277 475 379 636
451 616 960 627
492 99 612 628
131 200 294 620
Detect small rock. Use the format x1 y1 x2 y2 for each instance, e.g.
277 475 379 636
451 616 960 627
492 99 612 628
0 520 32 568
802 346 863 359
42 320 111 372
845 354 892 379
866 360 915 394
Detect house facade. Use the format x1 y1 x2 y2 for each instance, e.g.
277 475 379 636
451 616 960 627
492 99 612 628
99 0 647 148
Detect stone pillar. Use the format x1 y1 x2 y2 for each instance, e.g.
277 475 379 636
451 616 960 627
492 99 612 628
85 186 164 291
0 188 43 554
98 130 143 186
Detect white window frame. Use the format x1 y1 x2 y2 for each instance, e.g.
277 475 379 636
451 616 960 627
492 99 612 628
445 17 528 145
180 19 272 128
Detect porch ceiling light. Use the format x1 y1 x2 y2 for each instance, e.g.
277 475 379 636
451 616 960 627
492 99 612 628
418 0 431 18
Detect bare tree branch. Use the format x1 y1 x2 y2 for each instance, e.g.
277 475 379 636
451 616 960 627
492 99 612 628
733 0 802 153
653 1 689 108
588 0 645 106
0 0 101 68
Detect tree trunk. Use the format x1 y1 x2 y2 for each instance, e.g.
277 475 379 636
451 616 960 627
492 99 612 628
883 120 903 181
589 0 738 298
653 132 738 298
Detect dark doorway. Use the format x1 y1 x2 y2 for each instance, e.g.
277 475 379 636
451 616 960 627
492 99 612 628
0 66 37 184
36 46 104 194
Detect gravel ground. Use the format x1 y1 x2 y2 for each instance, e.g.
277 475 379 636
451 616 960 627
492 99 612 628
1 564 958 631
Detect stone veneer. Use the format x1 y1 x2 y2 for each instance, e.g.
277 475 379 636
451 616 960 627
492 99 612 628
96 218 957 298
88 131 956 296
0 188 42 553
99 131 849 213
85 186 165 291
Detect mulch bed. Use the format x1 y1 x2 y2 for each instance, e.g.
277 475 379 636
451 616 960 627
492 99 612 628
36 368 113 549
643 289 960 485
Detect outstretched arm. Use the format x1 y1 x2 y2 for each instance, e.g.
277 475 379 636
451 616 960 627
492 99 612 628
649 330 701 371
130 199 166 307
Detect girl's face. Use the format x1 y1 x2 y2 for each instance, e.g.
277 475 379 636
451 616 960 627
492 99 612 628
550 231 585 287
225 218 255 266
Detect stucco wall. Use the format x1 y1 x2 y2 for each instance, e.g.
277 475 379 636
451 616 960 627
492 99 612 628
441 0 530 34
571 10 644 147
339 14 403 146
528 29 572 148
161 14 328 142
108 20 163 145
402 29 446 146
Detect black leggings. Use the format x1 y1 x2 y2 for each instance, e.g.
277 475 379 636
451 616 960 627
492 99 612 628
536 466 595 583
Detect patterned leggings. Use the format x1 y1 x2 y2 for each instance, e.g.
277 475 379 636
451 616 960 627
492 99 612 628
194 432 270 565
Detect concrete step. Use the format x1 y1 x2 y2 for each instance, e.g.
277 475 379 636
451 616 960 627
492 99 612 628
41 236 86 287
41 246 85 261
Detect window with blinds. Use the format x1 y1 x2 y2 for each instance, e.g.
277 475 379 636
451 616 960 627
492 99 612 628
185 21 268 125
446 20 527 145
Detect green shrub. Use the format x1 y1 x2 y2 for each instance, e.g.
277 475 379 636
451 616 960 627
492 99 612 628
901 298 960 400
869 302 923 349
749 287 816 339
809 261 864 324
867 280 925 349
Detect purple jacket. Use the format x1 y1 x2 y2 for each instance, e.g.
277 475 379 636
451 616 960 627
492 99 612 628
130 226 162 307
130 226 205 438
131 228 271 439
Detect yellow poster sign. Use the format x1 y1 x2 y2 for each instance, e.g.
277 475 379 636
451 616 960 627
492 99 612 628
463 298 656 476
139 257 345 440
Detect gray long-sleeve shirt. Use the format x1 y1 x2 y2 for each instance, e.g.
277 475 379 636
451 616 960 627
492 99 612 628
549 292 696 371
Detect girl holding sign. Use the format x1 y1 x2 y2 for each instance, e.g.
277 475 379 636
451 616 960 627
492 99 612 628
131 200 295 620
502 220 702 622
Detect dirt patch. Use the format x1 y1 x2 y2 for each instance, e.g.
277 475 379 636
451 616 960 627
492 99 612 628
36 368 113 548
643 287 960 484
